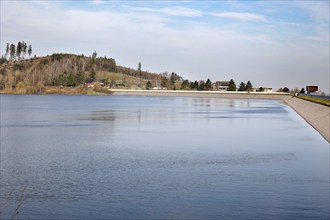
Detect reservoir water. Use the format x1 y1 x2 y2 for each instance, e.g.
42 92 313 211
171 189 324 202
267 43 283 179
0 95 329 219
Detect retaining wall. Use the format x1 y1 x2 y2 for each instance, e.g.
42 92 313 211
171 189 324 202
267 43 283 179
285 96 329 142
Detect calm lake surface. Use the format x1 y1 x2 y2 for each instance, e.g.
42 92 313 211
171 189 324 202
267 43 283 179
0 95 329 219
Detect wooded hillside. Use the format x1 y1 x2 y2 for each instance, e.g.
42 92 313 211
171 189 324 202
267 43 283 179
0 53 180 94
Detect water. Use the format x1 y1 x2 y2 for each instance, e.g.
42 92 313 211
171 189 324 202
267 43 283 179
0 95 329 219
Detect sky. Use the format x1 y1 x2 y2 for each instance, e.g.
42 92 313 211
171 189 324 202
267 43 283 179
1 0 329 93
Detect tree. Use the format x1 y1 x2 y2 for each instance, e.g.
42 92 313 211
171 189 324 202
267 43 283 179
246 81 253 91
283 87 290 93
198 80 205 91
5 43 9 58
290 87 300 94
180 79 190 90
146 81 152 90
168 72 176 89
258 87 264 92
205 78 212 90
161 77 168 88
238 82 246 91
89 69 96 80
300 88 305 94
9 44 16 60
0 56 7 65
92 51 97 60
16 41 22 60
138 62 142 72
227 79 236 91
28 45 32 57
22 42 27 58
190 80 199 90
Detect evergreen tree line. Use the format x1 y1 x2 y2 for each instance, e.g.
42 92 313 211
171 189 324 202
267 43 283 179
146 77 255 92
235 80 253 91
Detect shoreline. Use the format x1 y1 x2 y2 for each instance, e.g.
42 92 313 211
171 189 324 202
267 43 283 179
110 89 330 142
110 89 291 100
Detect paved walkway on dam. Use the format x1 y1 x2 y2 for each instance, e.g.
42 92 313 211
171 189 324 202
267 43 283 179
110 90 330 142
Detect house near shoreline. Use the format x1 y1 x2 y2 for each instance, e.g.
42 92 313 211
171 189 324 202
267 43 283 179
214 81 230 91
258 87 273 92
213 81 272 92
84 79 106 88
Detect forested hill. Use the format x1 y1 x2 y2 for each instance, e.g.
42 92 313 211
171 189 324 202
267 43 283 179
0 53 183 94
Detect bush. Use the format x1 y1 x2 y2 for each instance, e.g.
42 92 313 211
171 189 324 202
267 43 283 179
13 63 24 71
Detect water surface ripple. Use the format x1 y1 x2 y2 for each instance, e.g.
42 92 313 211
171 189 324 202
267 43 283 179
1 95 329 219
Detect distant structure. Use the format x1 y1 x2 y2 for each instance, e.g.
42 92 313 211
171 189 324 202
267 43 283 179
259 87 273 92
84 79 106 88
306 85 318 94
214 81 230 91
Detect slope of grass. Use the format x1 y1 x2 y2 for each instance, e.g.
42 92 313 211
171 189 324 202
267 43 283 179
297 95 330 107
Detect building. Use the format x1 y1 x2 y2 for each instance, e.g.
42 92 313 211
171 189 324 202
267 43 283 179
260 87 273 92
214 81 230 91
84 79 94 88
84 79 107 88
306 86 318 94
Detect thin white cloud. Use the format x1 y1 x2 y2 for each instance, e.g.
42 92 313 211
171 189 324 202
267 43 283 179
130 6 203 17
304 36 328 42
212 12 266 22
91 0 107 5
160 7 203 17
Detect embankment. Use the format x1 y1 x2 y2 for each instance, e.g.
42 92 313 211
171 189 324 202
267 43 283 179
285 96 329 142
110 89 330 142
110 89 290 100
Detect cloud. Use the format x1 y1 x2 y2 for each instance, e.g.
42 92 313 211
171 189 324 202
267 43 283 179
91 0 107 5
1 1 328 93
212 12 266 22
295 1 329 23
160 7 203 17
130 6 203 17
304 36 328 42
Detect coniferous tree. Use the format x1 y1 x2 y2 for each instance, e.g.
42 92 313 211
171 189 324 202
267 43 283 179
198 80 205 91
146 81 152 90
16 41 22 60
5 43 9 58
246 81 253 91
89 69 96 80
22 42 27 58
205 78 212 90
138 62 142 72
9 44 16 60
227 79 237 91
238 82 246 91
190 80 199 90
180 79 190 90
92 51 97 60
28 45 32 57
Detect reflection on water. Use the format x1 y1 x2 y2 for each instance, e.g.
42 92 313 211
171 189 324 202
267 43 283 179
0 95 329 220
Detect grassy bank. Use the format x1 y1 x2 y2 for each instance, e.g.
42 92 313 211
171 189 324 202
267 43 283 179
296 95 330 107
0 85 113 95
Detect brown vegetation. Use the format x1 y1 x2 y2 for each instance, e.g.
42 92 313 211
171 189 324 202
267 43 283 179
0 53 170 94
